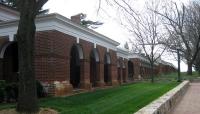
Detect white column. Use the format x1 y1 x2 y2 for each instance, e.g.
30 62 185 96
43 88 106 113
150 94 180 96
94 43 96 48
76 37 79 43
9 34 14 41
107 48 109 52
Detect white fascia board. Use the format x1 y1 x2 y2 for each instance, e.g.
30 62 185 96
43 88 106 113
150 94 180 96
0 4 19 15
128 54 148 61
161 61 173 66
53 19 117 51
0 22 18 37
128 54 159 66
0 6 19 21
117 53 129 59
53 14 120 46
0 19 56 36
0 11 18 21
117 47 129 59
0 13 119 51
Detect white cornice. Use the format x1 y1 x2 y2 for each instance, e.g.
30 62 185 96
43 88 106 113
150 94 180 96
0 4 19 15
0 4 19 21
128 53 160 66
117 47 129 59
52 14 120 46
159 60 175 67
128 53 149 63
0 13 120 51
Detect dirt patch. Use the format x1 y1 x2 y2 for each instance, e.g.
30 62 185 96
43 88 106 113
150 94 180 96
0 108 58 114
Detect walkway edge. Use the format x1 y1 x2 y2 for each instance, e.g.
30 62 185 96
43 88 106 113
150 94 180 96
134 81 189 114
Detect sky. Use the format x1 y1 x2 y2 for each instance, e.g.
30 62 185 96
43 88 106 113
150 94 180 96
43 0 188 72
43 0 129 45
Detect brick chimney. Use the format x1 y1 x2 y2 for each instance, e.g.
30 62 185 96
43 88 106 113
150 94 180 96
71 13 85 24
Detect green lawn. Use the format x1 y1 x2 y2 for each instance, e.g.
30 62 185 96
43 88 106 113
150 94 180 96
155 72 200 82
0 82 178 114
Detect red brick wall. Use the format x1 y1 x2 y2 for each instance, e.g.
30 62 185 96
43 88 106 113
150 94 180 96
35 30 76 83
79 39 93 89
96 45 106 85
97 45 106 63
80 39 93 60
34 30 119 91
124 59 128 82
131 58 140 80
109 49 118 85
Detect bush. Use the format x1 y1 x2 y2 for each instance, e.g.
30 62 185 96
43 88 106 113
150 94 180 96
36 80 47 98
0 80 6 103
5 82 18 103
0 80 47 103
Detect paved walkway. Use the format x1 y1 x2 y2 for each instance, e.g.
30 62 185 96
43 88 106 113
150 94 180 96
170 83 200 114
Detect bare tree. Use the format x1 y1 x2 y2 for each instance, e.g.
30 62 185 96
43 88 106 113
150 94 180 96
99 0 167 82
156 1 200 75
131 0 167 83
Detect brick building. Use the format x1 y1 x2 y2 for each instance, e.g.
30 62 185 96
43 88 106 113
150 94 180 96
0 4 176 96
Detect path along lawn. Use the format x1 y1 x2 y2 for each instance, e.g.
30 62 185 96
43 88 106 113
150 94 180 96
0 82 178 114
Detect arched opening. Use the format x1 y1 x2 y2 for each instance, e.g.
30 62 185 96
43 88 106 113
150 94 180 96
70 44 83 88
90 49 99 87
104 53 111 84
128 61 134 80
0 42 18 83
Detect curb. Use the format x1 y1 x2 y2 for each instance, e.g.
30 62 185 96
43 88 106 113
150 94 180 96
134 81 189 114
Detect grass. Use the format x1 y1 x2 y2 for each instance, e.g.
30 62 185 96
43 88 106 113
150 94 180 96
155 72 200 82
0 82 178 114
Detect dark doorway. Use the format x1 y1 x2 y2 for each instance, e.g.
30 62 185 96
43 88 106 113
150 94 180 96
90 49 99 87
70 45 83 88
104 53 111 84
0 42 18 83
128 61 134 80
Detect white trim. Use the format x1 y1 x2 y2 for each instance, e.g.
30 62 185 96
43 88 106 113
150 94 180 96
0 4 19 16
128 53 151 64
0 4 19 21
76 37 79 44
117 47 129 60
128 53 160 66
94 43 96 48
0 13 120 51
107 48 109 52
9 34 14 41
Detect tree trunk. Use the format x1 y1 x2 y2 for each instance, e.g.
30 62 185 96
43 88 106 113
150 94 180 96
16 1 38 113
151 63 154 83
187 63 193 75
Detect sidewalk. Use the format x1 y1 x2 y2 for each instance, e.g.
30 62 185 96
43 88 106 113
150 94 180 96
170 83 200 114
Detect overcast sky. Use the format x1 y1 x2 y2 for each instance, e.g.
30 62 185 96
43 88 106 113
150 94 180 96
43 0 188 72
43 0 129 45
